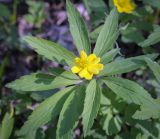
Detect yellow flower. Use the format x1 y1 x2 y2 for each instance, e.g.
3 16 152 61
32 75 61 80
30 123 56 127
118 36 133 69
71 51 104 80
113 0 136 13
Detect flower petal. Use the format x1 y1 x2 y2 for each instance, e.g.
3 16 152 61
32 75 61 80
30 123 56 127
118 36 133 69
80 51 87 60
88 64 103 74
113 0 135 13
95 64 104 70
87 66 99 74
74 57 81 66
79 68 93 80
71 66 82 73
93 64 104 71
88 54 97 61
85 74 93 80
88 54 100 64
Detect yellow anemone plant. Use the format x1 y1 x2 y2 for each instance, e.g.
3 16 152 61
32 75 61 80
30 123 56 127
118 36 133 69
113 0 136 13
6 1 160 139
71 51 104 80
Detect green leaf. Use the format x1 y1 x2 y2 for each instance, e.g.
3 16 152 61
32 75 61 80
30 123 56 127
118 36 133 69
103 77 153 105
101 113 122 135
135 121 159 139
143 0 160 9
139 26 160 47
6 71 80 92
93 8 118 57
56 85 85 139
83 0 108 27
30 89 57 101
101 48 120 64
85 129 106 139
82 79 101 136
129 21 153 32
0 113 14 139
121 27 145 44
47 67 65 76
90 25 103 42
136 133 149 139
145 58 160 83
99 53 158 76
18 86 74 138
24 1 45 27
101 87 126 114
0 4 11 17
124 104 139 125
66 0 91 54
133 99 160 119
24 36 76 66
0 56 8 84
